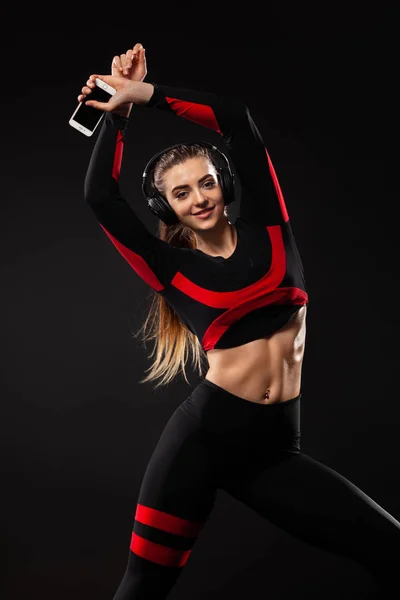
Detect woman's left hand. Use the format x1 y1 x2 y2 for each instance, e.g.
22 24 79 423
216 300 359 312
111 43 147 82
109 43 147 116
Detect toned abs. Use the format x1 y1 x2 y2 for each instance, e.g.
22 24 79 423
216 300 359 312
205 305 307 405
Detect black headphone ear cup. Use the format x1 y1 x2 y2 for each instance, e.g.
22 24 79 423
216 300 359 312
147 196 163 219
148 194 180 225
218 167 235 205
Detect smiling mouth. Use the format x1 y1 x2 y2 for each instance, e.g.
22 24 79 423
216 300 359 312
193 207 215 216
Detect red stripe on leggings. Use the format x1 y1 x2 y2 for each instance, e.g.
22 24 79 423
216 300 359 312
135 503 204 537
130 532 191 567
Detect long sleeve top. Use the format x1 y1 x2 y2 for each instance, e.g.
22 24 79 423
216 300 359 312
83 83 308 351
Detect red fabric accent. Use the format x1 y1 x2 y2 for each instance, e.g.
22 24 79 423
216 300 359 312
202 287 308 351
171 225 285 307
170 224 308 350
165 97 222 133
135 504 205 538
130 532 191 567
112 130 124 182
99 224 165 292
266 150 289 222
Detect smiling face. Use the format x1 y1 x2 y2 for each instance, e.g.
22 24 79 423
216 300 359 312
162 156 225 228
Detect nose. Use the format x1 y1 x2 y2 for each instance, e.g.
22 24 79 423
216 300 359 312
193 187 209 205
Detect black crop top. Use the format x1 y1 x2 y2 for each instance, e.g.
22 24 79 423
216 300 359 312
83 82 308 351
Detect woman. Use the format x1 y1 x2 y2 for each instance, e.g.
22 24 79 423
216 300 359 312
79 43 399 599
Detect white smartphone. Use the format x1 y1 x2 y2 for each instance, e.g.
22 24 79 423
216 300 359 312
69 78 116 136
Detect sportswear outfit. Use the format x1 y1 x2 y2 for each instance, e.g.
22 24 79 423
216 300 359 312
83 82 400 598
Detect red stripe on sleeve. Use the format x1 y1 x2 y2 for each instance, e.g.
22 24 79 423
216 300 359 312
266 150 289 222
166 97 222 133
112 130 124 182
99 224 165 292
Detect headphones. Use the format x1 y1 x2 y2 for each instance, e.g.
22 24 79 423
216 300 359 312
141 141 235 225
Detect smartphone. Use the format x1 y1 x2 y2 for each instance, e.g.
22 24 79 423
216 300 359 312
69 77 116 136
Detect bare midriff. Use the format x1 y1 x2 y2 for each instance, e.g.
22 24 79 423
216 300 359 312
205 305 307 405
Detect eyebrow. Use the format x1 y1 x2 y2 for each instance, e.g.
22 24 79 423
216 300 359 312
171 174 214 194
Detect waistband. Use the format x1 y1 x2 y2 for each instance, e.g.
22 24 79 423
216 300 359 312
180 377 301 436
201 377 301 411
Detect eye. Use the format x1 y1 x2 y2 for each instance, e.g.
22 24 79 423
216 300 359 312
176 191 187 200
203 180 215 188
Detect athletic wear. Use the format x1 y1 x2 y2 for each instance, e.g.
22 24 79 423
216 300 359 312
82 86 400 599
84 84 308 351
112 379 400 599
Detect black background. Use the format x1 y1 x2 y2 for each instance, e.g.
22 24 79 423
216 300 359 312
1 4 399 599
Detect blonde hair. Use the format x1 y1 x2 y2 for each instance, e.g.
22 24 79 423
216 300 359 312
132 143 230 390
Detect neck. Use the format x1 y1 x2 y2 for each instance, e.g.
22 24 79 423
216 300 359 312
195 218 236 256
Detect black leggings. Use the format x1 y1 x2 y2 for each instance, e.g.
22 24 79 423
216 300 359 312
113 378 400 599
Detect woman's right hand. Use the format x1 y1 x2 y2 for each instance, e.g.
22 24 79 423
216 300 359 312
77 43 147 117
79 75 154 113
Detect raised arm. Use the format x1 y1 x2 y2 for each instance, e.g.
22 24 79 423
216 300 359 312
80 51 180 293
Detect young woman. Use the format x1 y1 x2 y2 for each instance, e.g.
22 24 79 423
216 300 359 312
79 43 400 599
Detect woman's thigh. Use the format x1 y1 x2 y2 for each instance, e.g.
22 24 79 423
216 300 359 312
138 403 217 516
134 403 218 562
222 451 400 583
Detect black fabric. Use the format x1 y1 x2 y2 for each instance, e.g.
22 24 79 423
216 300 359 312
83 84 308 351
112 379 400 599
